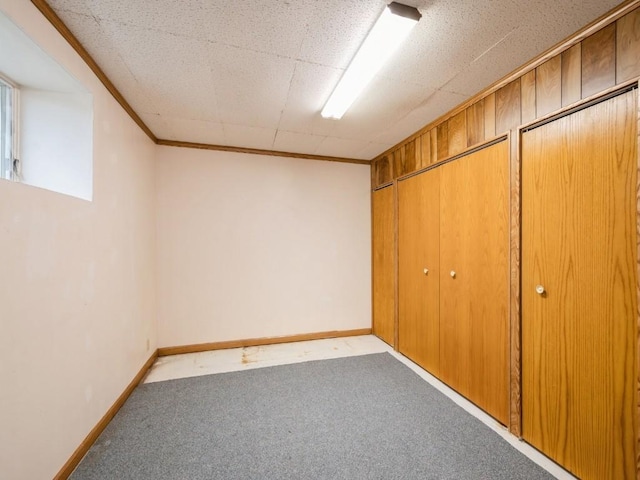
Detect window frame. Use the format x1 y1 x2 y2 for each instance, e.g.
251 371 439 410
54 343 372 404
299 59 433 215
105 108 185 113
0 72 20 181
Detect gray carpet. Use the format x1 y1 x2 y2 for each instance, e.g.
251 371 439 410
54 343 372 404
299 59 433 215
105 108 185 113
70 353 554 480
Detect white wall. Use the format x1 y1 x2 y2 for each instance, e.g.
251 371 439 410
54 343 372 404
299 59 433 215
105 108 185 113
0 2 157 479
156 147 371 347
21 89 93 200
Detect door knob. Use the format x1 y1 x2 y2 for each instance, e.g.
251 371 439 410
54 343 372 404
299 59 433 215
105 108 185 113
535 285 545 295
423 268 429 275
450 271 456 278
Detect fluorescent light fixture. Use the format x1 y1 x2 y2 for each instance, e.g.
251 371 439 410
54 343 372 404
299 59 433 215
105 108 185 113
321 2 421 120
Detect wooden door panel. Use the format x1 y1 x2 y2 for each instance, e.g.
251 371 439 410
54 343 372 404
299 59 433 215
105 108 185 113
466 141 510 425
398 169 440 375
439 158 471 396
522 89 637 480
372 186 395 347
440 141 510 424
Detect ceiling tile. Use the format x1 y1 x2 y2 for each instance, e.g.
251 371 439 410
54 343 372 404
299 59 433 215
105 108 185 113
162 118 226 145
51 11 158 113
298 0 382 68
379 0 519 90
84 0 216 40
372 89 467 145
223 124 277 150
48 0 94 17
46 0 624 159
138 113 169 137
326 77 437 141
273 130 326 155
276 61 343 137
442 28 536 97
208 43 297 129
356 142 395 160
98 20 219 120
203 0 315 58
315 136 370 159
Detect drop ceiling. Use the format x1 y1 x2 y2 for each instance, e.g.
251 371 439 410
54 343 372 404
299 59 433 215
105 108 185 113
42 0 623 160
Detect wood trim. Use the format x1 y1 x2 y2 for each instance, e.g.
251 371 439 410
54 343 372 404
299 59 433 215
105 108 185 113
157 329 372 356
373 0 640 163
509 130 522 437
373 181 394 191
393 180 399 350
53 350 158 480
370 186 375 344
636 80 640 480
395 134 509 183
156 139 370 165
30 0 157 143
520 78 640 133
31 0 370 166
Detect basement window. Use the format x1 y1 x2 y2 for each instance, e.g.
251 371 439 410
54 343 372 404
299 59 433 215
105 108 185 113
0 74 18 181
0 9 93 200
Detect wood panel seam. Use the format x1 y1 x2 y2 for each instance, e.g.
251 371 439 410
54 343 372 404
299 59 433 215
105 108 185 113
372 0 640 170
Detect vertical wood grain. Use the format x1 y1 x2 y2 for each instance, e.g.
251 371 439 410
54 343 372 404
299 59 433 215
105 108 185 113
372 186 396 347
466 99 485 146
582 23 616 98
485 93 496 138
370 162 376 189
398 170 441 375
562 43 582 106
448 110 467 156
617 8 640 84
636 82 640 480
377 154 393 186
404 139 418 175
393 147 406 178
522 90 637 480
430 128 438 164
439 158 469 397
420 130 431 168
466 140 510 426
440 141 510 425
536 55 562 118
510 132 522 436
394 182 399 351
437 122 449 160
496 79 522 134
414 136 422 171
521 70 537 124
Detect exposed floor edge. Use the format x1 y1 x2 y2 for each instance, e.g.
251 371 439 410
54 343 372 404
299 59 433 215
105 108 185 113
387 349 578 480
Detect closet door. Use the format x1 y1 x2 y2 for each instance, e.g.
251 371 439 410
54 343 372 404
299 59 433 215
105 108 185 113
372 185 396 347
465 141 509 425
440 140 509 425
439 158 471 397
522 89 637 480
398 169 440 375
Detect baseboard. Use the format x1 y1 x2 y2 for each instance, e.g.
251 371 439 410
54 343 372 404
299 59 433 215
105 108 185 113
157 328 372 357
53 328 371 477
53 350 159 480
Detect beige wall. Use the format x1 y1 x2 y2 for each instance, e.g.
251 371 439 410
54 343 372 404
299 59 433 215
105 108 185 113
0 2 157 479
156 146 371 347
0 2 372 478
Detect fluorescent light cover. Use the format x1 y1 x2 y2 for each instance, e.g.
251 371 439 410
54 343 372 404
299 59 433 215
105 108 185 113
321 3 420 119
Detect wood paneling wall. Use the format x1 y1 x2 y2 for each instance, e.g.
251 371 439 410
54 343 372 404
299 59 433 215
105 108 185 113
371 5 640 187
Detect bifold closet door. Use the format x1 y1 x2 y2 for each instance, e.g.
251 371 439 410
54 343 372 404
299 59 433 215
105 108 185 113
440 140 510 425
522 89 638 480
372 185 395 347
398 169 440 375
439 158 470 396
